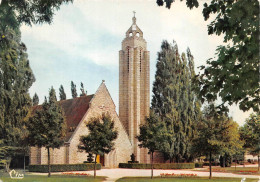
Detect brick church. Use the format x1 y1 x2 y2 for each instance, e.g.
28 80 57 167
30 14 151 168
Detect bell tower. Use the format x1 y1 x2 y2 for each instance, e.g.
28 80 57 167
119 12 150 163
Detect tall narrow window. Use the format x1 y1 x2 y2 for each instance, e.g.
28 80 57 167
139 49 142 72
127 48 130 72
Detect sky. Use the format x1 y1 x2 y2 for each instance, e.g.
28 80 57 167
20 0 252 126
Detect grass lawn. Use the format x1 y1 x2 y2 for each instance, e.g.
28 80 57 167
196 167 260 175
116 177 260 182
0 174 106 182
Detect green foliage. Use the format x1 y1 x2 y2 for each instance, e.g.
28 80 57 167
0 16 35 171
28 163 101 172
193 104 242 157
137 110 166 178
151 40 201 162
26 87 66 176
156 0 259 112
0 0 73 27
240 113 260 156
119 163 195 169
71 81 78 98
78 113 118 178
80 82 87 96
137 111 165 153
33 93 39 106
59 85 66 100
27 87 66 149
192 103 242 178
195 163 203 168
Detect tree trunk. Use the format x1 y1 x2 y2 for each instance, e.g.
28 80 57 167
257 154 260 171
223 155 225 168
235 158 237 171
94 154 97 178
24 152 26 173
209 151 212 179
47 147 51 177
151 152 154 179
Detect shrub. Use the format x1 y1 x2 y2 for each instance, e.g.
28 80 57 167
29 163 101 172
203 162 220 166
119 163 195 169
195 163 203 168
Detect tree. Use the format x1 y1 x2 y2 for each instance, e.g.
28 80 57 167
71 81 77 98
0 0 73 27
0 0 72 172
0 26 35 171
59 85 66 100
26 87 66 177
80 82 86 96
240 113 260 171
78 113 118 178
156 0 259 112
32 93 39 106
192 103 241 179
151 40 201 162
137 111 165 179
219 118 243 168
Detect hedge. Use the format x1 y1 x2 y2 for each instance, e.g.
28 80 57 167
195 163 204 168
203 162 220 166
29 163 101 172
119 163 195 169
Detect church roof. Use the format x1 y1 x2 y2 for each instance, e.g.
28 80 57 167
31 94 94 142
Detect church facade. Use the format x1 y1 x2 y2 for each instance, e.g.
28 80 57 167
30 15 151 167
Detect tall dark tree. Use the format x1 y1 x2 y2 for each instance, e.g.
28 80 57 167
0 27 35 171
59 85 66 100
156 0 259 112
137 111 165 179
80 82 86 97
0 0 72 172
78 113 118 178
32 93 39 106
151 40 201 162
71 81 77 98
27 87 66 177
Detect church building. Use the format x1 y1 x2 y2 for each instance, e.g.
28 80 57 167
30 14 150 167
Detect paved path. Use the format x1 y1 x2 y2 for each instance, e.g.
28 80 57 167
49 168 259 182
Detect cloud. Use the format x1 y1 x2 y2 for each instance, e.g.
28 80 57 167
21 0 252 125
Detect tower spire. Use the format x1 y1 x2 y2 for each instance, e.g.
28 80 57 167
132 11 136 24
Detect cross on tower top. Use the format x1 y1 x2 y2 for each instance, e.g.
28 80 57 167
133 11 136 17
132 11 136 24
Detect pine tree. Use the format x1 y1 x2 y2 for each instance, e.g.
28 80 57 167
59 85 66 100
151 40 201 162
78 113 118 178
32 93 39 106
71 81 77 98
27 87 66 177
80 82 86 97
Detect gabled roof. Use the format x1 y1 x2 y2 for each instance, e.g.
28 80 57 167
59 95 94 141
32 94 94 142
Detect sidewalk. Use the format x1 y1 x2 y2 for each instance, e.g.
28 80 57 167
31 168 259 182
